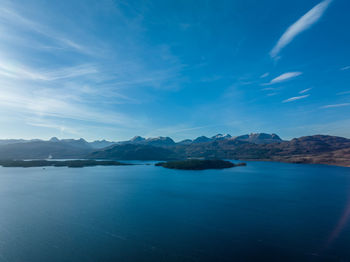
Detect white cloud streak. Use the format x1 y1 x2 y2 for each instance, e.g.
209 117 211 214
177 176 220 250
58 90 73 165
262 87 276 91
340 66 350 71
299 88 312 94
0 6 93 54
260 72 269 78
321 103 350 109
270 0 333 58
337 91 350 95
282 94 310 103
0 84 139 128
268 72 302 85
26 119 80 135
0 58 98 81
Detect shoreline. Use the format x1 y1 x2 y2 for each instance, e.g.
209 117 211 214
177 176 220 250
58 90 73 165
0 158 349 168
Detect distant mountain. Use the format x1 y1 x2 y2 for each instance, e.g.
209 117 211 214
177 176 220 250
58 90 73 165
119 136 175 147
49 137 60 142
57 138 91 149
89 140 116 149
0 139 93 159
192 136 211 143
87 134 350 166
144 137 175 146
267 135 350 155
0 134 349 166
0 139 41 145
179 135 350 166
211 134 232 140
177 139 193 145
233 133 282 144
129 136 146 143
184 133 280 145
89 144 177 160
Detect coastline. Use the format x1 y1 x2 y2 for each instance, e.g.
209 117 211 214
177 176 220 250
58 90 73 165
0 158 349 168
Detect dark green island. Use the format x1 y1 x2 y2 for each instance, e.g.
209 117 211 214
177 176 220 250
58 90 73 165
155 159 246 170
0 160 131 168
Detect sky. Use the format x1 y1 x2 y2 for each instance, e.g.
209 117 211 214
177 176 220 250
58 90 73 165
0 0 349 141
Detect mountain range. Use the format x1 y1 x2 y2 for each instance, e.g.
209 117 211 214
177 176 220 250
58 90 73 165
0 133 349 167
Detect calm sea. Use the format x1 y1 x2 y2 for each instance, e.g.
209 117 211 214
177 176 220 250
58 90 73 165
0 161 350 262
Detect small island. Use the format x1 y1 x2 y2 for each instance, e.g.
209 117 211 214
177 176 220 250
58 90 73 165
155 159 246 170
0 160 131 168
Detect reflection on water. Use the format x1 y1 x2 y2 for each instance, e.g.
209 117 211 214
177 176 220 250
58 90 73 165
327 193 350 246
0 161 349 262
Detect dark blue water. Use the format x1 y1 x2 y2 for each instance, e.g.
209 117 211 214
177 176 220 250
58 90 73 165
0 161 350 262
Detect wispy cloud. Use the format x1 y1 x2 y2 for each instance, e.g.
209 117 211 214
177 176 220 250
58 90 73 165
270 0 333 58
260 72 269 78
26 119 80 136
282 94 310 103
262 87 276 91
341 66 350 71
0 5 94 54
266 72 302 85
0 84 140 128
267 93 278 97
0 1 187 140
299 88 312 94
0 58 98 81
321 103 350 109
337 91 350 95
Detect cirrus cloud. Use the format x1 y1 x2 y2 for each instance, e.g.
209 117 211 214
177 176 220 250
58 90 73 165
270 0 333 58
266 72 303 85
321 103 350 109
282 94 310 103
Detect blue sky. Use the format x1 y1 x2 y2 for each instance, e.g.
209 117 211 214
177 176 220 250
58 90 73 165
0 0 349 141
